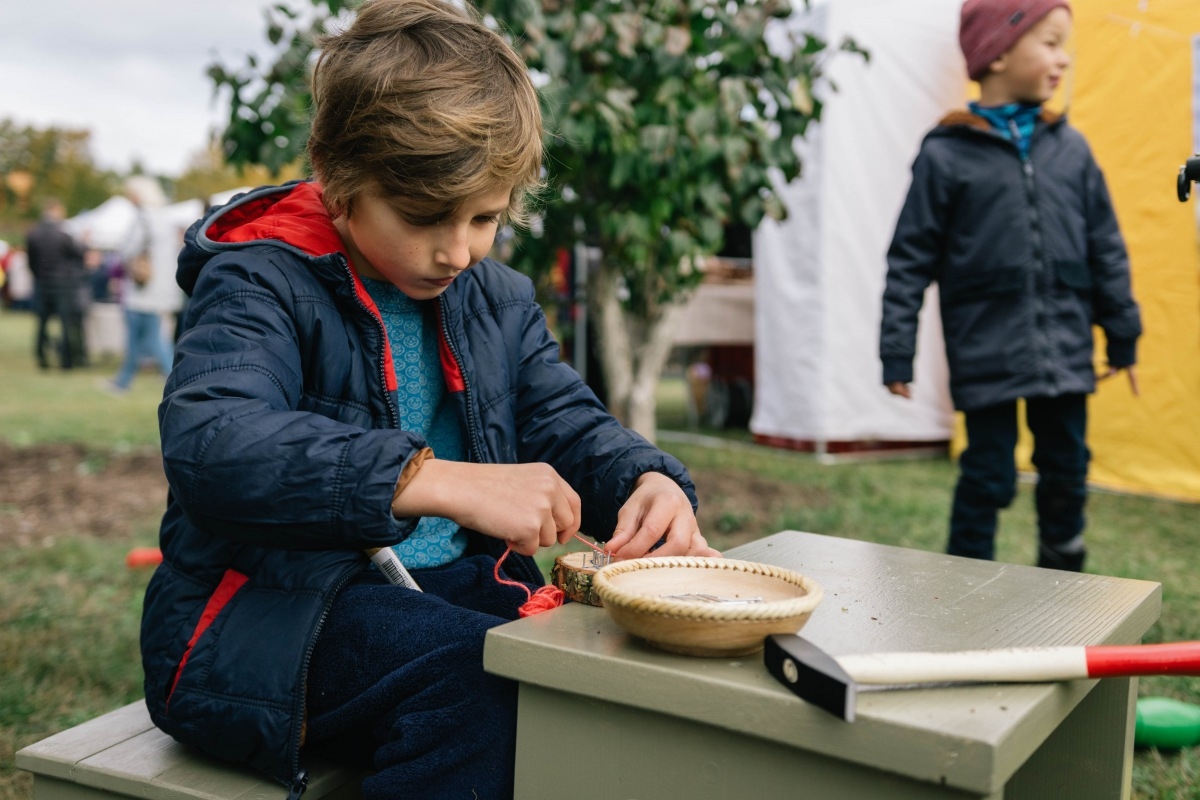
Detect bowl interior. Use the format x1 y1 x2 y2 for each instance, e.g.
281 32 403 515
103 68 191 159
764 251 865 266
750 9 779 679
606 564 809 606
593 558 823 657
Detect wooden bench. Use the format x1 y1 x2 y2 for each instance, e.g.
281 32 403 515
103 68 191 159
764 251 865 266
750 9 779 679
16 701 362 800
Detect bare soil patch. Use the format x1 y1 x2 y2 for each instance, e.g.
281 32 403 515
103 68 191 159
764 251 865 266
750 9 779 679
0 443 799 551
0 443 167 547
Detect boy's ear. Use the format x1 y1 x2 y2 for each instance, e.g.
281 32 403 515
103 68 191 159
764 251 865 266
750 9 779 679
988 52 1009 75
324 192 351 221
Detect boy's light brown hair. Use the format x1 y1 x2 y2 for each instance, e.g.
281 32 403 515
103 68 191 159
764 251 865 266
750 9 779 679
308 0 543 224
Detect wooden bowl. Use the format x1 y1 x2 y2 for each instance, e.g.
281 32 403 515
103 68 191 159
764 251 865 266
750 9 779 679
592 557 823 657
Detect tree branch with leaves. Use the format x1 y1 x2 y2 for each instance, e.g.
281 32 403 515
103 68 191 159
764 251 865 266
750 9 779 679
207 0 865 438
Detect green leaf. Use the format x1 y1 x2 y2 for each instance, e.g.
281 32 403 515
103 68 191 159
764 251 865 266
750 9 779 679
212 0 870 338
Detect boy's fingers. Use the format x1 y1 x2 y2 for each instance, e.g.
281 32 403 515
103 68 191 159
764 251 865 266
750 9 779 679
632 517 675 557
607 504 664 558
1097 366 1138 395
540 515 560 550
607 500 644 551
691 534 722 558
652 517 702 558
605 526 631 553
552 481 582 544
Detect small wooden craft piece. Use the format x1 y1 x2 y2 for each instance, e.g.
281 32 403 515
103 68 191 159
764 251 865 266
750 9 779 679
593 557 823 657
552 550 609 607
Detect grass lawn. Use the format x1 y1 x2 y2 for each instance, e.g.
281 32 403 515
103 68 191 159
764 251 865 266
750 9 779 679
1 307 1199 798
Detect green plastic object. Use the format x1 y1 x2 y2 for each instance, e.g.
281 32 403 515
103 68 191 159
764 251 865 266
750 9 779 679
1135 697 1200 749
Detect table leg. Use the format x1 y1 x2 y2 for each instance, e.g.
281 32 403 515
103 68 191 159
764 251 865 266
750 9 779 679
1003 677 1135 799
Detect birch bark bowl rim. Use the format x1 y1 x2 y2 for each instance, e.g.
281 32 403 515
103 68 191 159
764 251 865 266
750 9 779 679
592 556 824 657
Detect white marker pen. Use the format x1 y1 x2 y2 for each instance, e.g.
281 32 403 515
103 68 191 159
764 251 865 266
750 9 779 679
364 547 422 591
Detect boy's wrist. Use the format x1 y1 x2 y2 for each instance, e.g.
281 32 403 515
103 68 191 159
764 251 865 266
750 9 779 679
391 448 435 512
881 356 914 385
1105 337 1138 370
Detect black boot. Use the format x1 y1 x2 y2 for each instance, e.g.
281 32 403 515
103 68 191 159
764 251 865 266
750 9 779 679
1037 542 1086 572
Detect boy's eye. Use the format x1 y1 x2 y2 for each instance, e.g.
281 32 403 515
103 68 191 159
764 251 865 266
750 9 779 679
403 213 444 227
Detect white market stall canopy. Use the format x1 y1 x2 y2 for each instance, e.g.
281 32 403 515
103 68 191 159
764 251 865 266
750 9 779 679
751 0 962 449
65 196 205 251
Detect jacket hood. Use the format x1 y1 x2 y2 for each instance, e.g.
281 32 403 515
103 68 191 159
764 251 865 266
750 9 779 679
178 181 345 296
933 107 1066 137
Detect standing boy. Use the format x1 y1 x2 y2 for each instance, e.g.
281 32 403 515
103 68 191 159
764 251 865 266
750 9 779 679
140 2 718 798
879 0 1141 572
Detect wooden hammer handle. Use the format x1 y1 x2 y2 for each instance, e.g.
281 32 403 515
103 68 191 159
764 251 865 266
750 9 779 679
837 641 1200 685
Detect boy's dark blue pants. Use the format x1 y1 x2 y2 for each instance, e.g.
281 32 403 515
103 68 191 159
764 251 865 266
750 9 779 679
304 554 534 800
949 394 1090 570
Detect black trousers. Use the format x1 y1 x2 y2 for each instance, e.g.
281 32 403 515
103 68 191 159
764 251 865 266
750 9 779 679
34 285 86 369
305 554 535 800
949 394 1090 570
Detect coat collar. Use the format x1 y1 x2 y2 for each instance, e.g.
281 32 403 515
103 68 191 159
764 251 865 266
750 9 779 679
937 106 1065 131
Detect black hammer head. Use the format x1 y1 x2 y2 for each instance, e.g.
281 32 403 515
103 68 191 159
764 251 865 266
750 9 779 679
764 634 857 722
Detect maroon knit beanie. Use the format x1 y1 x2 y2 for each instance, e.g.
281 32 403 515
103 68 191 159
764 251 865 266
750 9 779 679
959 0 1071 81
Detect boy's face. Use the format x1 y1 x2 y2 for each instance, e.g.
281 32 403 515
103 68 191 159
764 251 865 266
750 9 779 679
987 7 1072 104
336 185 512 300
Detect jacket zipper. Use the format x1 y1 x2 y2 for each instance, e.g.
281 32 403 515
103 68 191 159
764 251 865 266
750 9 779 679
287 564 364 797
280 254 395 793
285 769 308 800
1015 135 1057 394
971 118 1058 393
340 254 400 429
436 295 487 464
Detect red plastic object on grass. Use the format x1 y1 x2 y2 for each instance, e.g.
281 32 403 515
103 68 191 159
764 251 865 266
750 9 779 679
126 547 164 569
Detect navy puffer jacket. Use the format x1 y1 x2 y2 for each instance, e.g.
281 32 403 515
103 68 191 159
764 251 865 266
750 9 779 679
880 109 1141 411
141 181 696 789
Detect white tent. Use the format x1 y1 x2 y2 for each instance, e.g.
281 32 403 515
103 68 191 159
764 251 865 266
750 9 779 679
207 186 254 208
66 196 205 251
751 0 964 451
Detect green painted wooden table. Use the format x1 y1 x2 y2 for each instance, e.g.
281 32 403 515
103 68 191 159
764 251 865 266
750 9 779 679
484 530 1161 800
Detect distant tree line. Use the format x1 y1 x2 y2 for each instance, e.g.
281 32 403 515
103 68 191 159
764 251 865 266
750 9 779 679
0 118 304 246
0 120 118 238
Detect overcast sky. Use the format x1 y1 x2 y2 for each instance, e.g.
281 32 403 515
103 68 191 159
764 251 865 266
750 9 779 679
0 1 284 176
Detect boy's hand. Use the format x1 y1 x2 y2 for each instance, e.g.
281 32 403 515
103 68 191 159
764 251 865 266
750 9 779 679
604 472 721 560
886 381 912 399
392 460 581 556
1097 365 1139 396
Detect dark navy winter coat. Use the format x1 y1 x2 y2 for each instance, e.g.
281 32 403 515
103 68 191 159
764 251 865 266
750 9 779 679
140 181 696 788
880 109 1141 411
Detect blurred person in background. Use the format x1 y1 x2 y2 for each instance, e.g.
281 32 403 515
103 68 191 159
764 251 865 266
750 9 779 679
26 198 89 369
100 176 185 394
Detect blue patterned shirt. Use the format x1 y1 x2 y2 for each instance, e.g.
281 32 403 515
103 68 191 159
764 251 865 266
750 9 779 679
362 278 467 568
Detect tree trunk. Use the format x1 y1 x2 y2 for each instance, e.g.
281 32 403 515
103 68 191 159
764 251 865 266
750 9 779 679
591 265 633 424
589 263 685 443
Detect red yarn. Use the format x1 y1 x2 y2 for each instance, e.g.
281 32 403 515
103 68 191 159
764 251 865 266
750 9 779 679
493 546 564 617
517 585 565 617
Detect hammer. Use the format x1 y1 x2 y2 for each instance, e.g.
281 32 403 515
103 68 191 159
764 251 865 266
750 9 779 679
764 634 1200 722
